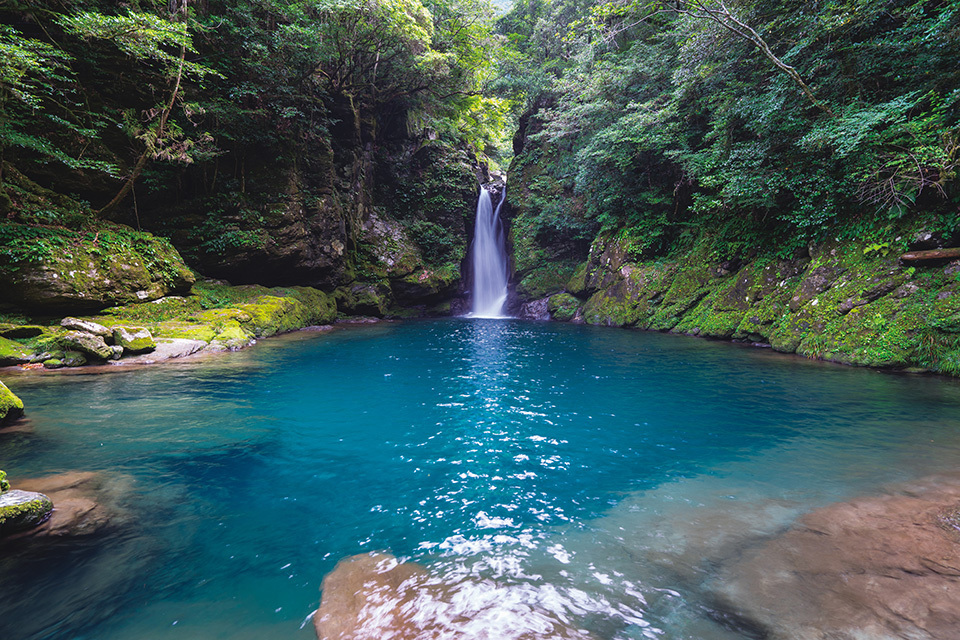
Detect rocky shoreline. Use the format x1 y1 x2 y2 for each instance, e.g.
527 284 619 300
515 234 960 377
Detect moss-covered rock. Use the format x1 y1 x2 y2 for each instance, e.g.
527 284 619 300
111 326 156 353
0 380 24 423
516 262 580 301
548 293 581 322
0 222 195 314
540 232 960 375
59 331 113 360
237 295 311 337
208 322 255 350
0 336 33 366
61 351 88 367
391 265 460 306
335 282 391 317
0 489 54 536
0 470 9 492
0 325 43 339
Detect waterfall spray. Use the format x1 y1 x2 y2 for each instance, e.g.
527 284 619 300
470 186 509 318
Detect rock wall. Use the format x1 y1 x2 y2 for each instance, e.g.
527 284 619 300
0 222 195 314
139 100 484 317
524 233 960 375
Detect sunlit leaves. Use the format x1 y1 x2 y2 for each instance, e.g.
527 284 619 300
0 25 73 108
58 10 216 79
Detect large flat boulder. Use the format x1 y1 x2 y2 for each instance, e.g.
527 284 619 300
0 223 194 313
713 473 960 639
123 338 206 364
315 552 595 640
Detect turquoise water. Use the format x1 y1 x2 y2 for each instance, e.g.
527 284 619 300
2 319 960 639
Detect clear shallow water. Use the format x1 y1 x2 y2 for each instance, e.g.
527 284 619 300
2 319 960 639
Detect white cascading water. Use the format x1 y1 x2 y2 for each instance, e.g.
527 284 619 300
470 186 509 318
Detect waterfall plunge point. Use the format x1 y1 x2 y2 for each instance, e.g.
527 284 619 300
469 187 510 318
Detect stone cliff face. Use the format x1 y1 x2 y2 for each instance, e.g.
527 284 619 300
137 98 484 317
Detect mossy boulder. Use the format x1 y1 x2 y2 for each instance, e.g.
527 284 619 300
237 295 311 336
59 331 113 360
391 265 460 306
516 262 580 301
0 380 24 423
0 222 195 314
61 350 88 367
0 325 43 339
0 336 33 366
148 287 334 346
286 287 337 325
547 293 580 322
208 322 255 350
62 317 113 340
0 470 9 492
335 283 390 317
111 326 156 354
0 489 54 536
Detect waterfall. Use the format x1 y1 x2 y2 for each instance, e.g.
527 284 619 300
470 186 509 318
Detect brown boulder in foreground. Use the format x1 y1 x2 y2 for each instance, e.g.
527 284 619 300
315 552 595 640
714 472 960 639
3 471 121 542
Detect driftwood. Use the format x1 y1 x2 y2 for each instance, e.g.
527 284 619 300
899 247 960 264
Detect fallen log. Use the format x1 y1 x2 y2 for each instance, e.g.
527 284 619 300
899 247 960 264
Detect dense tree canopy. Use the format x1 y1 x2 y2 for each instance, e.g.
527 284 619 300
496 0 960 258
0 0 505 218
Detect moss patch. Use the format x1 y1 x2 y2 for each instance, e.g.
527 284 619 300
0 380 24 422
547 293 580 322
0 337 33 366
0 490 53 535
541 231 960 375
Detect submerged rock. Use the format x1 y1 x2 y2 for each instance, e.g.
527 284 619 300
0 380 24 423
713 472 960 639
315 552 595 640
0 489 53 536
6 471 126 540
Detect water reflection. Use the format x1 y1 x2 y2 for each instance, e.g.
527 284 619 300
2 321 960 639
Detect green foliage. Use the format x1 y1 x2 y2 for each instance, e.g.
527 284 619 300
58 10 213 79
405 219 457 264
0 24 118 175
499 0 960 261
0 224 73 267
